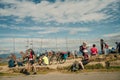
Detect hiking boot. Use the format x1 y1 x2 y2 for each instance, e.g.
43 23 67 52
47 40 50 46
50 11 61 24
32 72 37 75
23 70 30 75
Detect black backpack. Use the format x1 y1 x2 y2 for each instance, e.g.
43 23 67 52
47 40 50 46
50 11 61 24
80 45 84 52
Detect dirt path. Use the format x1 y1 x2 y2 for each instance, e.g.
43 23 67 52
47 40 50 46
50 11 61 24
1 72 120 80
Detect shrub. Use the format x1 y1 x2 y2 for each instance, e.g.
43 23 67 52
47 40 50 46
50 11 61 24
85 63 104 69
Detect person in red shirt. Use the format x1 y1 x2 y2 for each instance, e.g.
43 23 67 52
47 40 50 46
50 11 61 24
90 44 98 56
27 49 37 75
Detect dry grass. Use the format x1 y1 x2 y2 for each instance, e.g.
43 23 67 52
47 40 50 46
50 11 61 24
0 54 120 76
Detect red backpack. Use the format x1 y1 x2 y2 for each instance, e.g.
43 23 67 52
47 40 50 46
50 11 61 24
105 43 109 49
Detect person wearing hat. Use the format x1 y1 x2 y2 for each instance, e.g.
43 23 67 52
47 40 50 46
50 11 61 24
79 42 88 56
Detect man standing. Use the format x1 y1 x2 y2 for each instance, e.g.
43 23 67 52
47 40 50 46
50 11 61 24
100 39 108 54
115 42 120 53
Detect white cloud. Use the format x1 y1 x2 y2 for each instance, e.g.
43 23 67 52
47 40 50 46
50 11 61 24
0 24 45 31
37 27 91 35
80 13 108 22
0 33 30 37
1 25 91 35
0 0 118 23
0 24 8 28
103 32 120 37
38 28 60 34
0 23 91 35
68 27 91 35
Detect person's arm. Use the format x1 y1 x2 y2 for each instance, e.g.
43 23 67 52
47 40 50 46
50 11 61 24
96 48 98 53
33 54 36 60
90 48 94 54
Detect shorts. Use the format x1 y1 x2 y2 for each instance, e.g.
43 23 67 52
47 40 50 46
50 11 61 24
91 54 96 56
29 60 34 65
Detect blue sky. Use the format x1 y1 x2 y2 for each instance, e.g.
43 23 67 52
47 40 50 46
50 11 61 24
0 0 120 39
0 0 120 53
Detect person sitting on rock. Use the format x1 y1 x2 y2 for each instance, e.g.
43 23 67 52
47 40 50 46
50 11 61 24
81 49 90 65
8 55 16 68
90 44 98 56
42 54 49 65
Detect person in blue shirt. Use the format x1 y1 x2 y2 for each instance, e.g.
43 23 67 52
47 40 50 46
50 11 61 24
8 57 16 68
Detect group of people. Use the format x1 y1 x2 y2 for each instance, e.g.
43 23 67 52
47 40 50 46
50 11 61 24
79 42 98 59
77 39 120 70
8 49 50 75
79 39 111 57
8 39 120 74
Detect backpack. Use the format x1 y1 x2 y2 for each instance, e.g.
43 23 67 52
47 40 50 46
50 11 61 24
80 45 84 52
105 43 109 49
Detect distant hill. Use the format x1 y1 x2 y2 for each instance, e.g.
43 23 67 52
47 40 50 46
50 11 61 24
0 53 21 59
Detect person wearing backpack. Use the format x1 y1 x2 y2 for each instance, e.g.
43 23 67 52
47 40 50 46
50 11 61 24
115 42 120 54
100 39 109 54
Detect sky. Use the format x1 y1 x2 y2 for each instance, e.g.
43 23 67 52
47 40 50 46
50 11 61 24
0 0 120 54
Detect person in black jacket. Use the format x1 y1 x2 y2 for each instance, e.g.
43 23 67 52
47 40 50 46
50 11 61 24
115 42 120 53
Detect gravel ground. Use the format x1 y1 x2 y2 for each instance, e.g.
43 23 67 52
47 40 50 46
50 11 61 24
1 72 120 80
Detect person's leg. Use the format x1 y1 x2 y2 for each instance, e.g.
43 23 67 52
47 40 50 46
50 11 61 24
79 61 84 69
27 61 32 72
104 48 107 55
118 48 120 54
22 62 30 75
27 63 31 72
32 64 37 74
